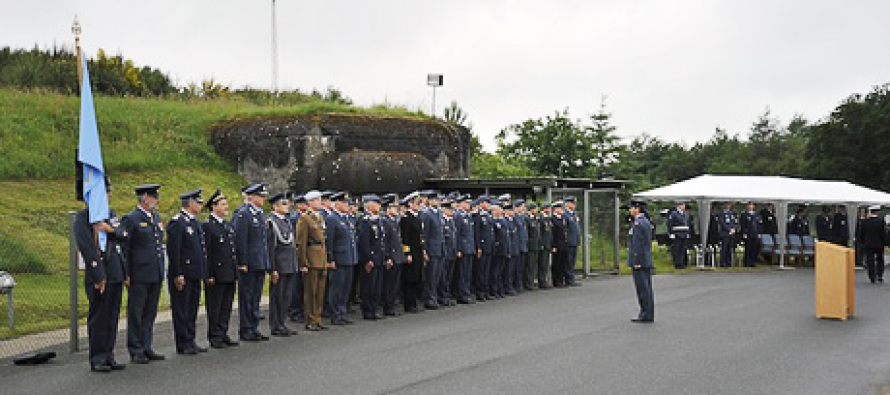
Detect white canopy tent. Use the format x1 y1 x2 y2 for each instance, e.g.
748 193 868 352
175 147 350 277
633 175 890 268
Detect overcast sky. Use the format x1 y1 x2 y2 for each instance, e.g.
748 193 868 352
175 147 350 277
4 1 889 150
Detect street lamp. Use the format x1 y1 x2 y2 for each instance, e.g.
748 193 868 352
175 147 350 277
72 15 83 86
427 74 443 117
0 271 15 329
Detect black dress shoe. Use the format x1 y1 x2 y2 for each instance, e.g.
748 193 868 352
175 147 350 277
331 318 348 326
424 303 439 310
177 348 198 355
257 333 270 341
240 333 261 342
271 330 291 337
384 310 402 317
107 361 126 371
210 341 227 349
631 318 654 323
130 355 149 364
223 338 240 347
144 351 165 361
193 345 208 353
405 307 420 314
363 313 378 321
457 298 470 304
91 364 112 373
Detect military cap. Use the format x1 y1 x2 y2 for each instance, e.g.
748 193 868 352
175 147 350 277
304 190 323 201
362 194 381 203
441 200 454 209
399 197 412 207
292 194 306 204
205 189 226 209
526 201 538 209
564 196 577 203
497 193 511 202
503 203 514 210
134 184 161 197
329 191 349 202
551 201 564 208
179 189 204 203
869 205 882 212
420 190 439 198
243 183 268 196
477 195 491 204
675 200 687 206
459 194 473 203
382 193 397 203
269 192 289 205
404 191 420 201
621 200 646 210
514 199 526 207
490 201 502 208
542 202 552 208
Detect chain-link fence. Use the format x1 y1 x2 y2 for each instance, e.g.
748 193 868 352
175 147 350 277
586 190 619 273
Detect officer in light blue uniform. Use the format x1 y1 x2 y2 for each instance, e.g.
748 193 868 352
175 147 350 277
473 196 495 301
439 200 459 306
718 202 739 267
420 191 445 309
233 183 271 341
513 199 529 293
381 194 407 316
166 189 208 354
453 195 476 304
503 203 520 296
626 200 654 323
490 203 511 299
358 194 388 320
325 192 358 325
564 196 581 286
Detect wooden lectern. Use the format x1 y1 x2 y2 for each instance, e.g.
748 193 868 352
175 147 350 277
815 241 855 320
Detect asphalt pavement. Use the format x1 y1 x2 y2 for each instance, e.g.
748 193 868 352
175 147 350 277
2 269 890 395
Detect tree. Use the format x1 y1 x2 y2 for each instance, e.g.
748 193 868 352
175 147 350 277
585 97 622 178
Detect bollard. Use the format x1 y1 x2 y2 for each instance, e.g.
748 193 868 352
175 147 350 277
0 271 15 329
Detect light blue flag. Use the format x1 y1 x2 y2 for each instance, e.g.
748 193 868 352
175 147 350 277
77 55 109 251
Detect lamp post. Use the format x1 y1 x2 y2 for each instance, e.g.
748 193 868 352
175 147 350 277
427 74 443 117
271 0 279 103
72 15 82 87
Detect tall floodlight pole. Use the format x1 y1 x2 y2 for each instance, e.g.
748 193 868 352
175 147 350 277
72 15 82 87
427 74 443 117
271 0 279 102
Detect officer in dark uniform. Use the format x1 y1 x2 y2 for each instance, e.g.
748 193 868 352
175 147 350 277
832 206 850 246
857 205 886 283
626 200 654 323
382 196 407 315
537 203 553 289
325 192 357 325
473 196 494 301
75 177 128 372
358 194 388 320
524 202 540 290
760 204 779 237
202 190 239 349
718 202 739 267
667 201 691 269
740 202 762 267
420 192 445 309
816 207 833 242
288 194 307 323
513 200 529 293
439 200 458 306
490 203 511 299
551 201 570 287
503 203 520 296
233 183 271 342
453 195 476 303
789 207 810 236
399 194 425 313
121 184 166 364
564 196 581 286
267 192 298 337
166 189 208 355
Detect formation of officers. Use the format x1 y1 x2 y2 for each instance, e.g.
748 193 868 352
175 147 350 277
73 178 584 373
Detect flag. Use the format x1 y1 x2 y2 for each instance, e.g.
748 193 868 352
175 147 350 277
77 55 109 251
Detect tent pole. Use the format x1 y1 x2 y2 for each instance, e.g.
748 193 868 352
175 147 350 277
775 202 792 270
698 199 710 270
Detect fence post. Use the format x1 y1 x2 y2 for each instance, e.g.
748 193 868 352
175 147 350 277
68 211 78 353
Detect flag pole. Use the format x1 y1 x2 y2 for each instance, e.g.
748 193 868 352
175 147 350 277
72 15 82 88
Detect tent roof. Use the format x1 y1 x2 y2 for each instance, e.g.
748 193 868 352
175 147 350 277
633 175 890 205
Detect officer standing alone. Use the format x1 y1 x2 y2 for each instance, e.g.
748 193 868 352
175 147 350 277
627 200 655 323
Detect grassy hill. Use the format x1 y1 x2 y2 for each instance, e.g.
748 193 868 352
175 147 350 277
0 87 429 339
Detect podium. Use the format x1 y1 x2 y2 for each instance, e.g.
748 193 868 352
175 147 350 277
814 241 855 320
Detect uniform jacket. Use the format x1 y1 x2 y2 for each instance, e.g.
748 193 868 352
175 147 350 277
421 207 445 258
627 214 654 268
455 209 476 255
856 216 887 249
203 214 238 283
233 204 271 272
75 208 128 285
166 209 207 280
667 209 692 239
718 210 739 238
551 214 569 252
443 216 458 259
400 211 424 282
526 214 541 251
815 215 833 241
759 209 779 235
516 213 529 253
832 213 849 245
493 217 512 257
506 216 520 256
384 215 406 265
325 210 358 267
473 210 494 255
539 214 553 251
122 206 165 283
788 216 810 236
358 213 387 265
740 211 762 239
566 210 581 248
267 213 298 274
297 210 328 269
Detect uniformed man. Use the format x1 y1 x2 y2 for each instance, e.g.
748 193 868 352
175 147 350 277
121 184 166 364
490 203 511 299
382 195 407 315
626 200 654 323
202 190 239 349
297 190 330 330
789 207 810 236
760 204 779 237
537 203 553 289
816 207 833 242
359 194 389 319
453 195 476 304
513 199 529 293
74 177 128 372
503 203 520 296
325 192 357 325
439 200 458 306
233 183 271 342
667 201 691 269
473 196 494 301
399 193 425 313
564 196 582 287
267 192 298 336
551 201 570 287
288 194 307 324
420 191 445 310
167 189 208 355
740 202 762 267
718 202 739 267
832 206 850 247
522 202 540 290
857 205 886 283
